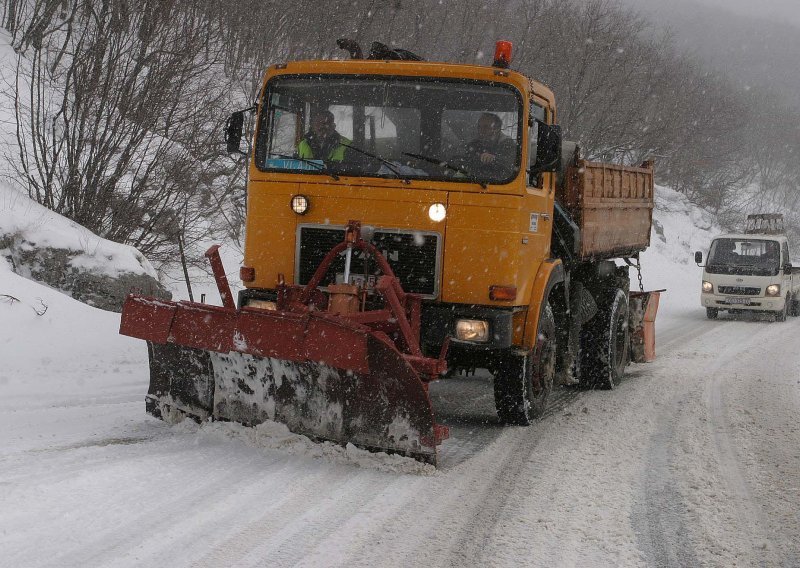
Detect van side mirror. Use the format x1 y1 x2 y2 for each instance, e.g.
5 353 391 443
694 251 703 264
225 111 245 155
531 123 562 175
784 262 793 274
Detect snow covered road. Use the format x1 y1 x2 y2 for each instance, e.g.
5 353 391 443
3 302 800 567
2 185 799 567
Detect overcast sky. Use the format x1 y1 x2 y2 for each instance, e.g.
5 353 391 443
685 0 800 27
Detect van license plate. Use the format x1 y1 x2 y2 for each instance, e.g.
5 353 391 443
727 297 751 305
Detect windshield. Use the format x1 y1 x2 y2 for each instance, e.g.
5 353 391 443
706 238 781 276
255 75 522 184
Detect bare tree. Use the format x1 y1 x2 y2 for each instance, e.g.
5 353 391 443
4 0 800 260
8 0 235 261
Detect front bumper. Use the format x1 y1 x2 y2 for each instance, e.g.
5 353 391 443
420 303 518 370
702 293 785 311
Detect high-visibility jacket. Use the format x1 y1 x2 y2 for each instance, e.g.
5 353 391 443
297 133 351 162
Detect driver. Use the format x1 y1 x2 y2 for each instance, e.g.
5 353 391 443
458 113 516 177
297 110 351 162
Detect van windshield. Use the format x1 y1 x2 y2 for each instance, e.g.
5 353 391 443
706 238 781 276
254 75 522 185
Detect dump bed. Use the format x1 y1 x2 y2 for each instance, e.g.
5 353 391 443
559 159 654 260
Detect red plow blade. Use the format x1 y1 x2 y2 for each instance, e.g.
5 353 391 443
122 295 447 464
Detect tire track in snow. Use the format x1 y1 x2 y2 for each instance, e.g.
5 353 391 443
442 425 548 567
633 317 738 567
702 317 800 566
633 316 786 567
634 388 700 568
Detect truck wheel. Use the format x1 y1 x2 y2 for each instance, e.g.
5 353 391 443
706 307 719 319
582 288 629 390
493 302 556 425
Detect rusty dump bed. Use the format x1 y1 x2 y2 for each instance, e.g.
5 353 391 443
560 159 655 260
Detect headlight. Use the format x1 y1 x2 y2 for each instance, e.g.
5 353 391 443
290 194 309 215
246 299 277 310
428 203 446 222
702 281 713 293
766 284 780 297
455 319 489 342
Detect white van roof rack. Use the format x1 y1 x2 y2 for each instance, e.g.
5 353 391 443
744 213 785 235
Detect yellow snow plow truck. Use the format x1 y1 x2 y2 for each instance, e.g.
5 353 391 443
120 40 660 465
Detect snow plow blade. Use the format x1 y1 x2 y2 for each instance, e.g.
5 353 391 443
120 224 449 465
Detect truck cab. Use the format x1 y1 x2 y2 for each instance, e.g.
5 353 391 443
697 226 799 320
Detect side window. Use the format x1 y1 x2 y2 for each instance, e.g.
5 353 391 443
528 103 546 187
267 109 299 157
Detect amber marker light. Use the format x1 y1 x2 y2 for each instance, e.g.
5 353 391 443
489 285 517 301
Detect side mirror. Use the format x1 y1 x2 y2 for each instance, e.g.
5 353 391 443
694 251 703 264
784 262 793 274
225 111 245 154
532 123 562 174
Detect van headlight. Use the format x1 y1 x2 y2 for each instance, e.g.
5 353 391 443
766 284 780 296
455 319 489 342
702 281 713 293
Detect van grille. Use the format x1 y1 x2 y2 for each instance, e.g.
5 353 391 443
297 226 440 297
718 286 760 295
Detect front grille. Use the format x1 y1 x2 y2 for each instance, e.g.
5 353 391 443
718 286 760 295
297 226 440 296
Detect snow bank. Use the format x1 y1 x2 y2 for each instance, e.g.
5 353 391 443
639 185 722 320
0 183 157 279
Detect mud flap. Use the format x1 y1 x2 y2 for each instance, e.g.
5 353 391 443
629 290 663 363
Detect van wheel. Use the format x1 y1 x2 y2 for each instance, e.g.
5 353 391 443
775 297 789 322
706 307 719 319
789 294 800 317
582 288 630 390
493 302 556 425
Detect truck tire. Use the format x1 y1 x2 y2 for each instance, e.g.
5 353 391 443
582 288 629 389
706 307 719 319
493 302 556 425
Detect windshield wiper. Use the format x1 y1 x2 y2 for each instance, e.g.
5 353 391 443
342 143 411 184
267 152 339 181
402 151 488 189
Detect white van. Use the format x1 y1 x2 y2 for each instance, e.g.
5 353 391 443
696 229 799 320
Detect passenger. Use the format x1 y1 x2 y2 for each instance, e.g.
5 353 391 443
297 110 351 162
457 112 517 177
